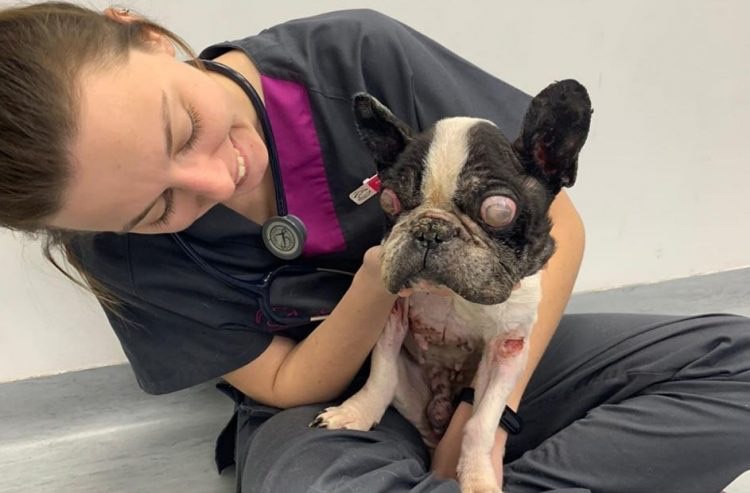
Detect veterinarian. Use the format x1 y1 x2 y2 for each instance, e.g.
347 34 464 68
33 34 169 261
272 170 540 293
1 3 748 492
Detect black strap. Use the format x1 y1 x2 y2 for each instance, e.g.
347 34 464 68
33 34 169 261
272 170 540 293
214 382 245 473
455 387 524 435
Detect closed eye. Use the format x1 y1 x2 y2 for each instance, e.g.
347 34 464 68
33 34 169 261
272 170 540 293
182 104 202 152
151 189 175 227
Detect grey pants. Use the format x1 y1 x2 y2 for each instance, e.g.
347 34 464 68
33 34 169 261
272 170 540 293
234 313 750 493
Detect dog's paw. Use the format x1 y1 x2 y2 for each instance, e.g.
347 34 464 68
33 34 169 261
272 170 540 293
309 404 377 431
458 457 502 493
460 479 502 493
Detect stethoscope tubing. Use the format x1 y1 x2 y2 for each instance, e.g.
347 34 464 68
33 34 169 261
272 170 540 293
196 58 288 216
172 58 354 327
170 233 353 326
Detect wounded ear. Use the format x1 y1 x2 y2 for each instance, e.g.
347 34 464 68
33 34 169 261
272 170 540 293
353 93 413 172
513 79 592 193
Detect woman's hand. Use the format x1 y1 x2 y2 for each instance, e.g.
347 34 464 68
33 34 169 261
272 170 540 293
360 245 387 284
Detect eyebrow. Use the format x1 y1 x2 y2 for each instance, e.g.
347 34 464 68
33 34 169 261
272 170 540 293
118 92 172 233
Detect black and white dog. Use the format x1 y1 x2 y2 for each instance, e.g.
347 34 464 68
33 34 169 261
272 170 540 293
314 80 592 493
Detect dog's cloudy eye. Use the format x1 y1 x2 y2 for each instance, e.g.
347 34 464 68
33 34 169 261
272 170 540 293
380 188 401 215
481 196 516 228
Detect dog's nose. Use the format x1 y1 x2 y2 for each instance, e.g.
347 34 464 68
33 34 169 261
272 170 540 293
412 219 459 249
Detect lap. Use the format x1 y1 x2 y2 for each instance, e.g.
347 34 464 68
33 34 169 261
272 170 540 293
518 312 750 426
505 312 750 493
239 403 459 493
230 313 750 493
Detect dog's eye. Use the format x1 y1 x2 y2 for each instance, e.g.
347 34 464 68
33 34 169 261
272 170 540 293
380 188 402 215
481 195 516 228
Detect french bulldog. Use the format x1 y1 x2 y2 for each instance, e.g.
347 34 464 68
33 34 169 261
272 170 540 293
312 80 592 493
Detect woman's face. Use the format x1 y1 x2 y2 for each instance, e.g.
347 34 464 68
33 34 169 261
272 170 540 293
49 43 269 234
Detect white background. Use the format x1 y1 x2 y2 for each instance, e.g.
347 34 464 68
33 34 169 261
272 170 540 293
1 0 748 382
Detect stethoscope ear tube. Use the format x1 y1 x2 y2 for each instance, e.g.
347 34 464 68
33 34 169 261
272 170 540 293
197 58 306 259
170 233 250 292
170 232 353 327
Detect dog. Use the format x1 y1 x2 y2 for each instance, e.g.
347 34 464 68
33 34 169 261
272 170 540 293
312 80 592 493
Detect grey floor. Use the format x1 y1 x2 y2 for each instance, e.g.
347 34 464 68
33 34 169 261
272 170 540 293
1 268 749 493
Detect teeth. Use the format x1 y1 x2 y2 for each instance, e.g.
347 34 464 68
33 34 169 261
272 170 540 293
237 159 246 182
234 146 246 184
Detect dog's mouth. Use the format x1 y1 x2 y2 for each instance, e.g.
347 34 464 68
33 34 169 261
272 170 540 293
381 208 523 305
397 279 454 298
398 278 522 300
384 243 518 305
398 274 456 297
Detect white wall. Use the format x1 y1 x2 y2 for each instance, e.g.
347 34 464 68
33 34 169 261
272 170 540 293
1 0 748 382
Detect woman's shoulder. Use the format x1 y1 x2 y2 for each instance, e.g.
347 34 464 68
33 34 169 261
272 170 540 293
69 232 130 281
281 9 402 32
201 9 409 63
283 9 411 50
69 231 167 299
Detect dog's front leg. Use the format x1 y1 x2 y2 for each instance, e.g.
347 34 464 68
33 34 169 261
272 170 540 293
311 298 409 431
457 333 530 493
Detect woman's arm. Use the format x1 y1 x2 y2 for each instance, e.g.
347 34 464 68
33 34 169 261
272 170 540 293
432 189 586 479
223 247 398 409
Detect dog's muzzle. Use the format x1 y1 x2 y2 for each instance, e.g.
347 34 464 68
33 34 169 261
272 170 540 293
410 216 461 251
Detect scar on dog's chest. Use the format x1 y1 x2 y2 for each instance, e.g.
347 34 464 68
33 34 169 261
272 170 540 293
403 293 483 366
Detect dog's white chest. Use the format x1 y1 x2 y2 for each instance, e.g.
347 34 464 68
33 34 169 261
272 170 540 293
402 272 542 373
403 293 481 370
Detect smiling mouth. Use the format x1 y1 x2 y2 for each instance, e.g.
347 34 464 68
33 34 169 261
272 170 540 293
233 146 247 186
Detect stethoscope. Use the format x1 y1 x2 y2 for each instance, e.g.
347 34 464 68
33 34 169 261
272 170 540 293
171 59 353 327
172 232 352 327
193 58 307 260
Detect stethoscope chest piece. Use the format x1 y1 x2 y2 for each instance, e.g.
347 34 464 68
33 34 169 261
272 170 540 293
198 59 308 261
262 214 307 260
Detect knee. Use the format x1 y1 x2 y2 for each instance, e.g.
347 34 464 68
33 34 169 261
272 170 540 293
699 313 750 350
678 313 750 379
242 406 439 493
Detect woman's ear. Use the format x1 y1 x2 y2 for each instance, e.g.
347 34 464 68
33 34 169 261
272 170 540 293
102 7 176 57
103 7 134 23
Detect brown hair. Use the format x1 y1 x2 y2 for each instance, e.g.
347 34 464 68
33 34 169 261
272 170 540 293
0 2 195 306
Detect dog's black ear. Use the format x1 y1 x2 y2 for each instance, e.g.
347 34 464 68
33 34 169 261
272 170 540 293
353 93 413 172
513 79 592 193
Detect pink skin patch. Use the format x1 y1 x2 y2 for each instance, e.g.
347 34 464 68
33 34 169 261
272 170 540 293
427 396 453 434
503 338 525 354
533 142 548 167
490 337 526 363
427 367 453 435
380 188 401 215
398 288 414 297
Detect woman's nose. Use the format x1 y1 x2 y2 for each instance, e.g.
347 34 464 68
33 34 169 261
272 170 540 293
174 155 236 202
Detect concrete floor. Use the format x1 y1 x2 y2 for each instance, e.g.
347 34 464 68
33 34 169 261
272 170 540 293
1 268 749 493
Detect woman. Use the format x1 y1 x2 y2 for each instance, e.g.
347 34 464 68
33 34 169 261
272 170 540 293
1 3 748 492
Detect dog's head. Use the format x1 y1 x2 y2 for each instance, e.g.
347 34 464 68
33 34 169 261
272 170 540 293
355 80 591 305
